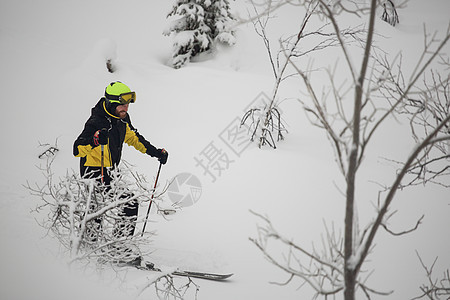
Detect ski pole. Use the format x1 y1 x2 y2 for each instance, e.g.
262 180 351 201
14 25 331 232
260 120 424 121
101 144 105 183
141 162 162 236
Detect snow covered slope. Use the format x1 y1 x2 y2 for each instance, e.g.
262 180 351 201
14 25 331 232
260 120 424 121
1 0 449 299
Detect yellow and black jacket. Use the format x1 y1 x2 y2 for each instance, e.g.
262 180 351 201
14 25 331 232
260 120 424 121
73 98 160 181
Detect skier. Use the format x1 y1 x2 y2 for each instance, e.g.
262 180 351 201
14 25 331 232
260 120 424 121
73 81 168 248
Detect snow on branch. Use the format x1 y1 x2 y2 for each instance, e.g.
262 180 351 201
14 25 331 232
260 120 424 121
138 272 200 300
164 0 236 68
26 151 197 299
27 157 167 265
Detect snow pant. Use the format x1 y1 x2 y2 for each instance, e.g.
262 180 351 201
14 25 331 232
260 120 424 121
84 195 139 242
80 166 139 240
113 199 139 238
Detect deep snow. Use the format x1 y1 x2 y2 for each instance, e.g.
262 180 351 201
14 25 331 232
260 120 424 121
1 0 449 299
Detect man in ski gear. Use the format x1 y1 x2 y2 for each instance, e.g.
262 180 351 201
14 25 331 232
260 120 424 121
74 81 168 183
73 81 168 240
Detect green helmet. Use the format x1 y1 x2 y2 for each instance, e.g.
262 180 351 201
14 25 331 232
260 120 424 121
104 81 132 103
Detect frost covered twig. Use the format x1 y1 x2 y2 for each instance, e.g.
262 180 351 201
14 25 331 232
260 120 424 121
27 157 165 265
38 140 60 159
136 271 199 300
241 1 322 148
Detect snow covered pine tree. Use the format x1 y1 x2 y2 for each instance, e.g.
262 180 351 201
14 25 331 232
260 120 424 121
164 0 236 68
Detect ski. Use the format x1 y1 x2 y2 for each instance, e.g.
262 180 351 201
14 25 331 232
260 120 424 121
172 270 233 281
136 262 233 281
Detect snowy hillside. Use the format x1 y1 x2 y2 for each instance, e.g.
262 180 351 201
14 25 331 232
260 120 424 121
1 0 449 300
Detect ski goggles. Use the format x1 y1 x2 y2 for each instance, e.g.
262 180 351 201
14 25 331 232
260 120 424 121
106 91 136 105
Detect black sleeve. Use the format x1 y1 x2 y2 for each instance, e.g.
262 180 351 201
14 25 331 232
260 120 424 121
73 116 101 157
124 116 161 158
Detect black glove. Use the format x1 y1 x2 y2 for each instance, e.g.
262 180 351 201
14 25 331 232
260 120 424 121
157 148 168 165
93 129 108 146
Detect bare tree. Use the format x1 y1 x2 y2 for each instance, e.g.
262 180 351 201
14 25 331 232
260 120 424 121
247 1 450 299
240 2 297 148
28 155 180 267
27 155 200 299
28 158 162 264
241 1 368 149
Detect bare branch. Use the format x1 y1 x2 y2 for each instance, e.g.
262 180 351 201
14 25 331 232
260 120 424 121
27 157 178 264
249 210 391 298
382 214 424 236
355 112 450 275
413 251 450 299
